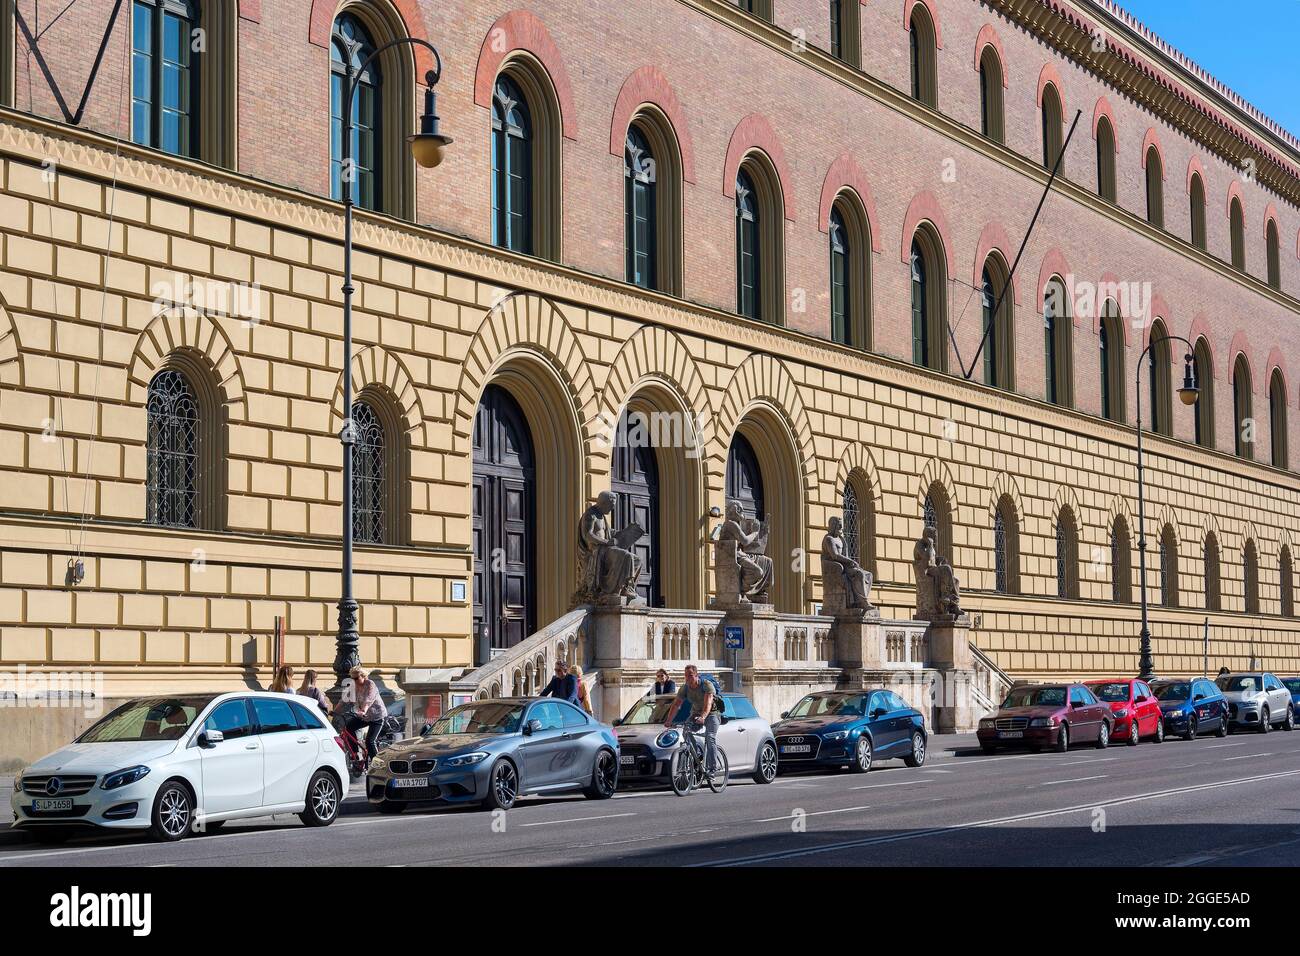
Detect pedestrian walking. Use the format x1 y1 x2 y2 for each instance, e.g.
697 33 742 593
652 669 676 695
572 664 594 715
297 668 332 715
270 664 295 694
539 659 580 704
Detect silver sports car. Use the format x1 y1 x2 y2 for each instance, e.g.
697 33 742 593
612 693 778 785
366 697 620 812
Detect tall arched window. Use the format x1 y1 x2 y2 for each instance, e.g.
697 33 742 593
735 156 784 326
1099 300 1125 422
1147 321 1173 437
979 46 1004 143
491 75 532 254
625 125 656 290
1281 545 1294 617
132 0 198 158
1193 338 1215 448
1111 516 1132 603
351 399 386 544
624 113 683 295
841 476 875 575
146 368 200 529
1232 355 1253 460
829 0 861 66
1189 173 1207 250
910 227 947 372
1040 84 1064 173
1043 277 1073 406
330 13 381 211
923 482 953 563
1095 116 1116 202
1266 218 1282 290
1229 196 1246 271
981 256 1013 389
736 168 760 321
829 207 849 345
908 5 937 108
1243 539 1260 614
1204 531 1221 611
1270 369 1288 468
1144 146 1164 228
993 495 1020 595
828 193 872 349
1159 524 1179 608
1056 506 1079 599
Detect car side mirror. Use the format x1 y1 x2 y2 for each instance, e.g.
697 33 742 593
523 718 542 736
870 708 887 719
419 722 433 736
611 718 622 726
780 711 789 719
198 729 223 747
1193 694 1205 702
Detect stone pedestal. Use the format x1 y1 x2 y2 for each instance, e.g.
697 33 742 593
716 600 777 692
925 614 975 732
832 608 884 673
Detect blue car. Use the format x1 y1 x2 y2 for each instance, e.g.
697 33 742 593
770 689 926 773
1150 677 1229 740
1284 677 1300 714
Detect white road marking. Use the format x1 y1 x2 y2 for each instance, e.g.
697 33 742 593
849 779 932 791
518 812 636 828
1224 752 1270 761
754 805 870 823
1205 741 1252 749
1036 774 1109 786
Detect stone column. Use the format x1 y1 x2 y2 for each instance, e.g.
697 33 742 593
926 614 975 733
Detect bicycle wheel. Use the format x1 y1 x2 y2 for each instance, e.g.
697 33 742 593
669 748 695 796
706 748 729 794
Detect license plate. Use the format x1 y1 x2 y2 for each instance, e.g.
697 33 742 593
619 755 635 765
32 798 73 812
998 731 1023 739
781 744 811 753
392 778 429 789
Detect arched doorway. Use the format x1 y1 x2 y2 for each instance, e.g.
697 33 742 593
611 409 661 607
726 433 765 521
472 384 536 665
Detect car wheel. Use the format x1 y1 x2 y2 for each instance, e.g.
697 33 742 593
1127 720 1140 746
752 742 778 784
1183 715 1197 741
1096 721 1110 750
375 800 405 815
1284 705 1295 731
1054 725 1069 753
28 828 71 845
851 735 873 773
1259 707 1271 734
484 758 519 811
1214 714 1229 737
150 780 193 842
1153 718 1165 743
299 770 341 827
903 731 927 767
583 749 618 800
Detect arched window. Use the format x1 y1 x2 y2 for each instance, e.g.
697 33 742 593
829 193 872 349
908 5 937 108
1111 516 1132 603
625 125 656 290
842 476 876 575
1233 355 1253 459
736 168 760 321
351 399 386 544
923 483 953 563
330 13 382 211
1204 532 1221 611
1144 146 1164 228
829 207 849 346
491 75 532 254
979 46 1004 143
132 0 199 158
1193 337 1215 448
993 495 1019 595
1243 539 1260 614
1147 320 1173 437
1266 218 1282 290
1189 173 1207 250
1043 277 1073 406
1095 116 1116 203
1040 84 1064 173
624 113 683 295
1229 196 1246 271
735 156 784 326
1055 506 1079 599
1281 545 1294 617
1159 523 1179 608
910 226 947 372
1270 369 1288 468
981 256 1012 389
1099 300 1125 422
146 368 201 528
829 0 861 67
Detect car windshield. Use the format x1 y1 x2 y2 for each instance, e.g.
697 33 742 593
77 696 213 743
622 698 679 724
425 702 524 735
1153 682 1191 702
788 694 863 718
1002 687 1066 708
1284 678 1300 694
1089 682 1130 702
1217 675 1261 693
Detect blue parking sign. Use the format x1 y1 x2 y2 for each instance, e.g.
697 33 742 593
724 626 745 650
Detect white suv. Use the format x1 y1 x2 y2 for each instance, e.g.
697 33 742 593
11 691 349 843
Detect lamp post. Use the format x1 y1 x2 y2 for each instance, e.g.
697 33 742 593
333 40 452 686
1133 334 1199 681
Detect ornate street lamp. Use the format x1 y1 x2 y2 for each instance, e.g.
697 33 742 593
1134 335 1198 681
334 40 452 686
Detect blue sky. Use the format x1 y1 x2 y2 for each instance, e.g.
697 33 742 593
1115 0 1300 139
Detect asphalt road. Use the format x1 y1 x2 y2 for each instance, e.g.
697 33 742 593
2 730 1298 867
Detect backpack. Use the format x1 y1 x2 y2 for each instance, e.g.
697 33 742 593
701 674 726 713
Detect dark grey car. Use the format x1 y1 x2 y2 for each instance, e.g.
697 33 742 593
365 697 620 812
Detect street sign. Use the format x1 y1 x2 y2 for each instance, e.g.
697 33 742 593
724 626 744 650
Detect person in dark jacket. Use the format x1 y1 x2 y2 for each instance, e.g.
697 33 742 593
653 669 677 695
539 660 580 704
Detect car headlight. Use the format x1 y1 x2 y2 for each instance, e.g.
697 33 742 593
1029 717 1053 728
101 765 151 790
979 718 994 729
823 730 848 740
1114 708 1128 718
443 752 488 768
655 730 680 748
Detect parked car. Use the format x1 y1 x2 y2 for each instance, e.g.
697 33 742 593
366 697 619 812
1284 677 1300 715
1215 672 1296 733
770 689 927 773
1150 677 1229 740
976 683 1112 754
612 693 778 785
11 692 348 844
1084 678 1164 745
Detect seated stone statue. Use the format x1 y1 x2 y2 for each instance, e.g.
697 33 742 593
927 556 962 618
820 516 873 613
715 500 774 604
572 490 644 606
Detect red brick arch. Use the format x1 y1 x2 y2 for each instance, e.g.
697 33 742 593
1186 156 1206 194
1036 63 1065 112
1226 179 1245 219
722 114 797 221
973 24 1007 85
1228 330 1258 394
1140 128 1165 177
972 221 1020 304
1187 313 1218 381
1263 203 1280 240
473 10 579 140
899 190 955 274
1095 270 1132 346
818 154 882 251
609 66 697 184
903 0 943 48
1092 96 1117 149
308 0 437 76
1264 347 1289 406
1036 247 1076 324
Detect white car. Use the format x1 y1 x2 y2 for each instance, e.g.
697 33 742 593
1216 672 1296 733
11 691 348 844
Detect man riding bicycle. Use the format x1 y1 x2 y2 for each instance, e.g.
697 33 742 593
664 664 719 777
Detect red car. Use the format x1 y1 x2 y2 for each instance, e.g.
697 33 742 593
976 683 1113 753
1084 678 1164 745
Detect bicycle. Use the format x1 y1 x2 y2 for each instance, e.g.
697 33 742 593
668 720 729 796
332 711 401 779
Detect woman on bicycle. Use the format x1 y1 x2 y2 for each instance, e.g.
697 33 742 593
347 666 386 763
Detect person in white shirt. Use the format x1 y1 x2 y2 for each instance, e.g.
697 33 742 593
346 666 386 762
